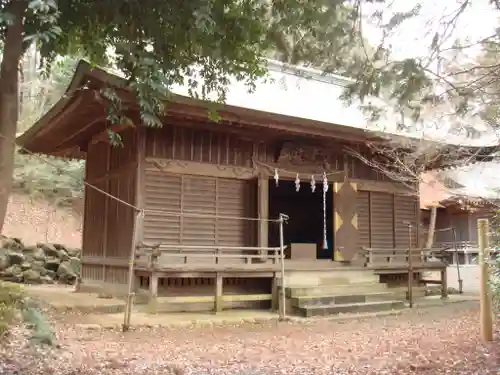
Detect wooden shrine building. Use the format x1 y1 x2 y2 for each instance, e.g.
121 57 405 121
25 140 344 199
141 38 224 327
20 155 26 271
420 172 500 265
17 60 493 314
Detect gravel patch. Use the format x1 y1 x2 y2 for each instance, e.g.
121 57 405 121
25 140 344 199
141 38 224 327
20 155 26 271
0 302 498 375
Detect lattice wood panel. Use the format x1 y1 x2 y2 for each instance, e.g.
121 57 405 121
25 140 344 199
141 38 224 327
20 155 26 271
143 171 255 248
143 171 182 244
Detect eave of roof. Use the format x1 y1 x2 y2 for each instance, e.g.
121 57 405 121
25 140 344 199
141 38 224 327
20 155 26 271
15 60 388 154
16 59 500 165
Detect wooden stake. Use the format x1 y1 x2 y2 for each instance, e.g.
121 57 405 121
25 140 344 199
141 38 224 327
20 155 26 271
123 210 143 331
477 218 493 342
407 223 413 308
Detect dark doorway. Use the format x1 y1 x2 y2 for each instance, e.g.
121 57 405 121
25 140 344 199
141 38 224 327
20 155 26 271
268 179 334 259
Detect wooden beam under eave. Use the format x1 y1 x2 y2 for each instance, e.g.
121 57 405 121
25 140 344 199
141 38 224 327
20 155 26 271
91 121 136 144
145 157 258 180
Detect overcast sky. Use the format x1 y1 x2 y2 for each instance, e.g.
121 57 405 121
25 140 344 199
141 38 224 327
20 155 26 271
363 1 500 192
364 0 497 61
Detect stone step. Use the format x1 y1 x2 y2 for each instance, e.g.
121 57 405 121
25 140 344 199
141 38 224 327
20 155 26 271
294 300 405 317
290 292 396 308
388 285 428 299
140 294 272 314
284 270 379 287
286 282 388 297
318 275 380 285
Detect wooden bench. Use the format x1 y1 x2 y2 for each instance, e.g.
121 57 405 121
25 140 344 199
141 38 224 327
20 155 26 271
362 246 449 300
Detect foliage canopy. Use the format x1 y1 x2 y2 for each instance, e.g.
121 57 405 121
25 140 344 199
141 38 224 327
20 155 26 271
0 0 500 228
0 0 367 231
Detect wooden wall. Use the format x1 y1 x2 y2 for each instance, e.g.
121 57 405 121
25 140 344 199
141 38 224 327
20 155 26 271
433 209 494 244
80 128 138 284
144 124 390 180
142 125 259 264
357 191 419 249
142 171 257 247
79 121 419 278
144 124 269 166
142 123 418 258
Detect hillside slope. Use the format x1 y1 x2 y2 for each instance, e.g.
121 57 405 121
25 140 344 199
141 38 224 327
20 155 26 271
2 194 82 247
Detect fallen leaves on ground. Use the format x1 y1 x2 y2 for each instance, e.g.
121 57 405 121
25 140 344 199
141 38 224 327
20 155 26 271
0 302 498 375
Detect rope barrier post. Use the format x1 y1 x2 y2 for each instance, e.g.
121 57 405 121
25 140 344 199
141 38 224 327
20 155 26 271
278 213 287 321
451 227 463 294
406 222 414 308
122 209 143 332
477 218 493 342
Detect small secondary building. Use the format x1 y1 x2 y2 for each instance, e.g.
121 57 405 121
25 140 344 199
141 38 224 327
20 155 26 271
420 171 500 265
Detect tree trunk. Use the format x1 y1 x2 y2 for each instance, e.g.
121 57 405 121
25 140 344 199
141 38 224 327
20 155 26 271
425 205 438 249
0 1 27 234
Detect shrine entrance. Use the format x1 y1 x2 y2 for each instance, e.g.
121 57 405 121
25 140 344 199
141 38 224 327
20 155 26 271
268 178 333 260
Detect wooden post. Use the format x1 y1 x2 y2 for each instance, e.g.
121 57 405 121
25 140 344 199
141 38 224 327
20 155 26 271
214 273 223 313
278 213 286 320
440 266 448 299
122 210 142 331
271 275 279 311
257 174 269 260
425 206 437 249
407 222 414 308
147 250 160 314
148 272 159 314
477 218 493 341
332 182 359 262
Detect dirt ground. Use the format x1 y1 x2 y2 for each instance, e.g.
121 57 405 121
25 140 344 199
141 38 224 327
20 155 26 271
1 301 498 375
427 266 482 294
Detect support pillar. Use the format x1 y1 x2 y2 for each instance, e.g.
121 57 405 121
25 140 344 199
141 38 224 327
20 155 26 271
271 275 279 311
148 272 158 314
214 273 223 313
257 174 269 259
441 267 448 299
333 182 359 262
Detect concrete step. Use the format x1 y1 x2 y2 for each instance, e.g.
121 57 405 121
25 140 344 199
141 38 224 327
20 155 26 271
284 270 379 287
294 300 405 317
140 294 272 314
286 282 388 297
290 292 396 308
318 275 380 285
388 285 427 299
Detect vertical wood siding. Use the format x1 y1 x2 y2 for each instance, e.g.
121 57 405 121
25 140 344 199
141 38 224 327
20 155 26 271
145 125 271 166
80 128 137 284
453 214 470 242
434 210 453 243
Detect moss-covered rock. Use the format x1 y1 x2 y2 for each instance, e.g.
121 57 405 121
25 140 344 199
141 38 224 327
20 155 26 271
0 237 81 286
